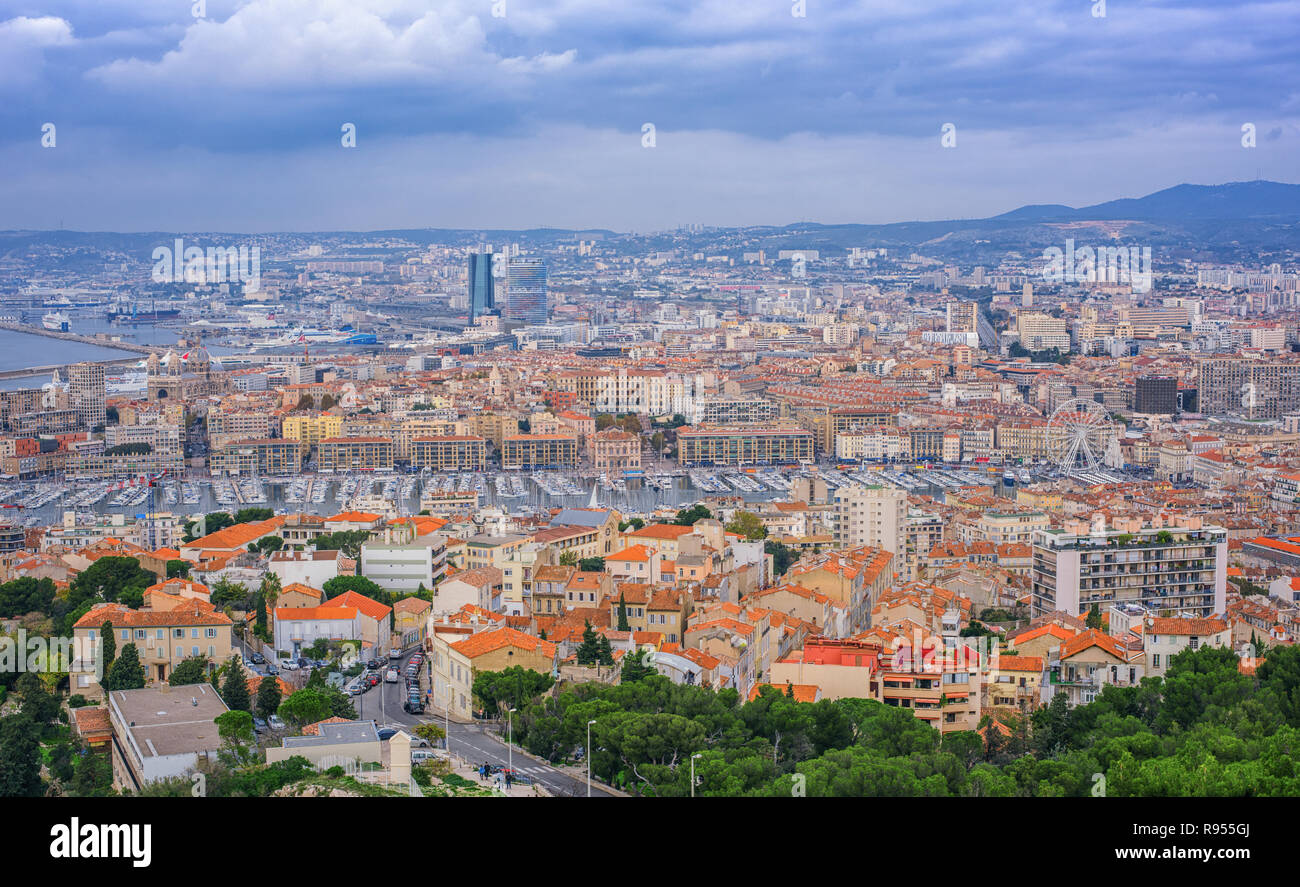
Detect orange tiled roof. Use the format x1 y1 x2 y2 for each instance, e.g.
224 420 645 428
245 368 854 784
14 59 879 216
323 590 393 621
451 626 557 661
1060 628 1126 661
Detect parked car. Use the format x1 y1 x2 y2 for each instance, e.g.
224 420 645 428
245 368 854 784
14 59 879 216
365 674 380 688
384 668 399 682
250 652 265 664
277 659 299 671
388 648 402 660
403 699 424 715
346 680 364 695
410 749 436 762
252 717 268 732
268 715 286 731
265 663 279 676
376 727 398 741
366 658 381 670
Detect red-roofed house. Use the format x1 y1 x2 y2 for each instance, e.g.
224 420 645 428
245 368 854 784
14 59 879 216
433 626 558 720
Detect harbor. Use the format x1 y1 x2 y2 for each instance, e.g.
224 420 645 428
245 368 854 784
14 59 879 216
0 462 1060 529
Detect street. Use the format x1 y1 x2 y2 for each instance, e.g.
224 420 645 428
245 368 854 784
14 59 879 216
235 642 616 796
358 648 617 797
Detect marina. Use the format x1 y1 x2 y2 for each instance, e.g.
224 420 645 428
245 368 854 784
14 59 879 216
0 462 1065 529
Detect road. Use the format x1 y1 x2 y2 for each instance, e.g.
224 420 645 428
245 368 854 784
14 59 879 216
356 648 617 797
237 642 616 796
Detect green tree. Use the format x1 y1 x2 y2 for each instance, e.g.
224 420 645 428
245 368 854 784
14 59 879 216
100 619 116 671
214 710 258 768
210 578 252 611
256 675 282 719
559 550 579 567
672 505 713 526
103 643 145 691
620 650 658 683
220 657 251 712
595 633 615 667
725 510 768 541
315 531 374 561
168 656 208 686
764 540 797 577
575 620 604 666
68 556 154 607
166 559 191 579
15 672 61 728
278 688 333 727
617 592 631 632
578 557 605 573
0 714 44 797
473 666 555 717
1086 603 1102 629
234 507 275 524
0 576 56 618
321 574 387 601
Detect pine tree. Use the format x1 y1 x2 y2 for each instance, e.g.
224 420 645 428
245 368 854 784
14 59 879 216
576 620 602 666
168 656 208 686
220 657 251 712
253 590 268 640
0 714 43 797
595 633 615 667
617 592 631 632
256 675 282 719
100 620 116 671
103 643 145 691
1086 603 1102 630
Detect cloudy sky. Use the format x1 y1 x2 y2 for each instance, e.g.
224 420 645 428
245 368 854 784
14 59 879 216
2 0 1297 231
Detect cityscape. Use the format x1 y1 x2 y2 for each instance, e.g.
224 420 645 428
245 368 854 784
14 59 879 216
0 0 1296 849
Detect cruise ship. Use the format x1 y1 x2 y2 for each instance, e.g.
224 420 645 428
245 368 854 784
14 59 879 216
42 311 71 332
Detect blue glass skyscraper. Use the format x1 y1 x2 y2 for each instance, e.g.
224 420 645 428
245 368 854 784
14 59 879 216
506 257 548 325
467 252 495 323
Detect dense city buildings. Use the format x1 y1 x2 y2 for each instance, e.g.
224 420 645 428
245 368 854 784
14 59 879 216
0 168 1296 814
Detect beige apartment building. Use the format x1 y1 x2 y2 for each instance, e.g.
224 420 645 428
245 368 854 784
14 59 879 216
282 412 344 452
73 601 235 695
210 438 301 476
591 428 641 471
319 436 395 471
501 433 579 469
676 425 815 466
411 435 487 471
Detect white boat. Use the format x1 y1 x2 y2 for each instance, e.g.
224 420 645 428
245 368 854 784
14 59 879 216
43 311 71 332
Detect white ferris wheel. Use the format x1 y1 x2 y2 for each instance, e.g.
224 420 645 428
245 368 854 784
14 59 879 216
1046 398 1117 473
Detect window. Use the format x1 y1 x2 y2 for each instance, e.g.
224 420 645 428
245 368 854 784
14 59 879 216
1152 654 1161 668
191 646 199 657
174 628 184 638
205 628 217 638
135 629 146 640
176 646 183 658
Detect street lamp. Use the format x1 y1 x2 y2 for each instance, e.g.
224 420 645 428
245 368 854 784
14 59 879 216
690 753 703 798
507 707 517 787
586 719 597 797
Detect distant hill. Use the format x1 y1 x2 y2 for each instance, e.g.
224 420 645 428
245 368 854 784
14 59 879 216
997 180 1300 222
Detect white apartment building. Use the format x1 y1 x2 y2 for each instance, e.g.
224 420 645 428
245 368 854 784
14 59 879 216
594 368 702 417
832 485 907 557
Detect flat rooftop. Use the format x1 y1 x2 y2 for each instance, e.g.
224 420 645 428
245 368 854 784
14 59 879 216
109 684 229 758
